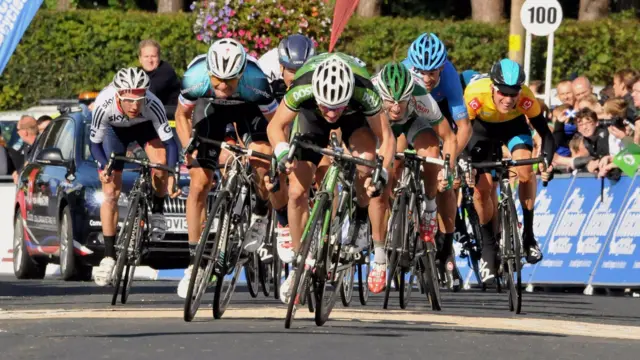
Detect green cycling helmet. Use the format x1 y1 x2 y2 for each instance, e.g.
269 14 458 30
374 62 415 102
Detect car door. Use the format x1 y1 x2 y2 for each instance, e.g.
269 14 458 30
29 119 68 248
41 119 76 248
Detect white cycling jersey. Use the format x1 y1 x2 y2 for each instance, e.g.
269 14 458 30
90 85 173 144
257 48 282 83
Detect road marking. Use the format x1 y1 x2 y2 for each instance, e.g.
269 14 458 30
1 307 639 340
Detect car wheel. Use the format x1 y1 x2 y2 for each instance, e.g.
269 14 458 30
59 206 92 281
13 210 46 280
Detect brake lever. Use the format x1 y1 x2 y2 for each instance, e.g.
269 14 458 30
370 155 384 198
269 155 281 193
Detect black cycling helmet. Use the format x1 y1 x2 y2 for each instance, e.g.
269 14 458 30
490 58 526 95
278 34 316 70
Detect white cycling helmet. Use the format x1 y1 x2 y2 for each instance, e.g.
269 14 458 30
113 67 150 91
312 55 354 108
206 38 247 79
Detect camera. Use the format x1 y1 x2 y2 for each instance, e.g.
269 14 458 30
599 117 626 130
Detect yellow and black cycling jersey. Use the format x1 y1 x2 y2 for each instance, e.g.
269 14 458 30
463 77 541 123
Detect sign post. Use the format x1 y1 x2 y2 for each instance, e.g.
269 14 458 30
520 0 563 106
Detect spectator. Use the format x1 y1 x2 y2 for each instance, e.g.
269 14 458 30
629 75 640 145
36 115 52 133
572 76 594 105
574 108 611 175
556 80 575 107
138 39 180 106
10 115 39 183
529 80 543 95
576 94 606 118
598 85 615 104
612 69 638 122
551 104 577 169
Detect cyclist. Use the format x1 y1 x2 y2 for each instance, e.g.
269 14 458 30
403 33 471 285
464 58 555 283
266 53 396 302
174 38 287 298
258 34 316 100
258 34 316 262
90 67 179 286
371 62 457 292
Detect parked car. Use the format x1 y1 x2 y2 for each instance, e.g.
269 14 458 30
12 105 195 281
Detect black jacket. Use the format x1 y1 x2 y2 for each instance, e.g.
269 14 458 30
582 126 610 158
145 60 180 106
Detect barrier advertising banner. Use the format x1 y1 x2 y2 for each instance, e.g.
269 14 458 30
590 175 640 286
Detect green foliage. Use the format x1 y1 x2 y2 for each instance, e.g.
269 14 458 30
2 10 640 110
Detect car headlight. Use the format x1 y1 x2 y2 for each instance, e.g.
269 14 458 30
85 189 128 207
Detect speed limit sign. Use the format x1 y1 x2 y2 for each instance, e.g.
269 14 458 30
520 0 563 36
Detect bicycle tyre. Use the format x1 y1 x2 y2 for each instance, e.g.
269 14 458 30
246 252 260 298
315 227 345 326
111 193 141 306
213 198 250 319
121 209 145 304
357 248 371 305
507 192 522 314
465 203 486 291
260 210 276 298
340 264 355 307
399 266 415 309
423 241 442 311
383 193 406 309
183 191 230 322
284 193 328 329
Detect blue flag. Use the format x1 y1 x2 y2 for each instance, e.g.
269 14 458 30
0 0 43 75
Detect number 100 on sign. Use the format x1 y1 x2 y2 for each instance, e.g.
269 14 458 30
520 0 563 36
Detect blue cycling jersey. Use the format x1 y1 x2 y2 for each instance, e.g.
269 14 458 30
178 55 278 114
402 58 469 122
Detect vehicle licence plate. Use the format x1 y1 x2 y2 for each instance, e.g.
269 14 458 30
165 217 218 234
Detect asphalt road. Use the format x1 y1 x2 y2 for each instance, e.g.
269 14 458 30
1 275 640 360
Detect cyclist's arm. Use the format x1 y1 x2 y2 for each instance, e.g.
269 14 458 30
432 119 457 170
366 110 396 173
89 106 109 169
267 103 297 152
175 101 194 152
443 64 472 156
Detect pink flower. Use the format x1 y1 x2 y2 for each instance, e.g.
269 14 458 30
250 51 258 58
230 10 236 16
263 37 271 45
233 31 238 37
245 31 252 39
221 24 228 32
299 19 309 28
239 29 246 37
265 18 271 24
225 31 232 37
197 34 203 41
217 31 223 38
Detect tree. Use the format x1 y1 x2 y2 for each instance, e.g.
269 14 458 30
356 0 382 17
578 0 609 21
471 0 504 23
158 0 183 13
57 0 72 10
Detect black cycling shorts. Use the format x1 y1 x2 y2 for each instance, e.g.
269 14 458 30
102 121 159 171
290 108 369 166
466 115 533 175
190 98 269 171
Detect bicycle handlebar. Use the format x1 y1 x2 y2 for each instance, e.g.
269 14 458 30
184 130 272 162
104 152 180 194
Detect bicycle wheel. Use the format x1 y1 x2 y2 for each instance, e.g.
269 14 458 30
260 211 275 297
499 199 516 312
399 266 415 309
111 193 141 306
315 229 345 326
357 248 371 305
245 252 260 298
284 193 327 329
340 264 355 306
121 210 146 304
183 191 230 322
383 193 405 309
213 197 250 319
422 241 442 311
464 204 486 291
507 193 522 314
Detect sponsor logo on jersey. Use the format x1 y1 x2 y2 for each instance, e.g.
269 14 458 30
519 97 534 110
102 98 113 109
415 100 429 115
361 90 380 110
468 98 481 110
108 114 127 123
181 81 207 95
291 86 313 102
162 123 172 134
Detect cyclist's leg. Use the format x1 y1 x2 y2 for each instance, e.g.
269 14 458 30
139 122 170 240
94 127 126 286
236 106 286 252
506 118 542 264
178 99 224 298
342 116 389 293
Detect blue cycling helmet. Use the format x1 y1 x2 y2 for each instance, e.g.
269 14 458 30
490 59 525 94
278 34 316 70
407 33 447 71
